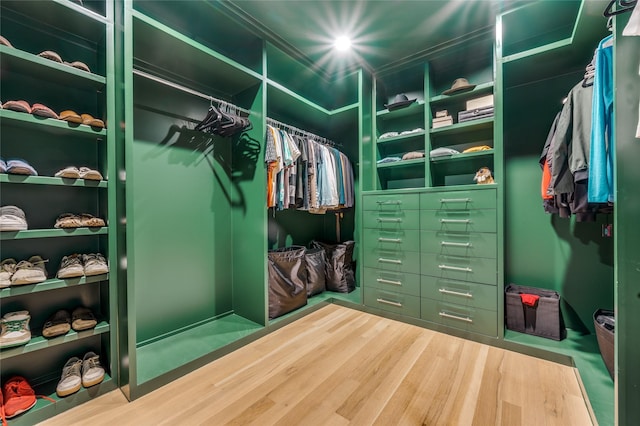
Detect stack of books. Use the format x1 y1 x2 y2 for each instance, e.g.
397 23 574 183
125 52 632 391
432 110 453 128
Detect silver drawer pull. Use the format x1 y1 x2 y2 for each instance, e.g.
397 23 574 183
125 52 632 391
377 200 402 205
377 278 402 286
438 288 473 298
441 241 471 247
377 298 403 307
438 264 472 272
378 237 402 243
379 258 402 264
440 219 470 224
377 218 402 223
439 311 473 323
440 198 471 203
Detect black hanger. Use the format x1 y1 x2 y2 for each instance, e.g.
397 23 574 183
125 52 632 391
604 0 637 17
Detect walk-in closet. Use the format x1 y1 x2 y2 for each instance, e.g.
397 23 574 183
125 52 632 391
0 1 638 425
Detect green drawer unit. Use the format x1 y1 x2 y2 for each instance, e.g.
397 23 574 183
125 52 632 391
420 188 496 211
363 193 420 211
363 209 420 230
364 288 421 318
420 298 497 337
420 208 497 233
363 267 420 297
420 253 497 285
421 276 497 311
363 228 420 252
363 247 421 274
420 230 497 258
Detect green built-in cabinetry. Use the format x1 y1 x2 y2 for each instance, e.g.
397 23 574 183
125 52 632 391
120 0 362 399
363 32 502 340
0 1 117 424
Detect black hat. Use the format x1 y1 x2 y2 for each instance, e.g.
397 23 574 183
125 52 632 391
384 94 417 111
442 78 476 96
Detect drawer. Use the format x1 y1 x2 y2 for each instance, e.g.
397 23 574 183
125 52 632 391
420 189 496 211
365 288 421 318
421 298 497 337
363 268 420 297
421 276 497 311
363 193 419 211
363 209 420 230
420 209 496 233
363 228 420 252
420 230 497 258
421 253 497 285
363 248 420 274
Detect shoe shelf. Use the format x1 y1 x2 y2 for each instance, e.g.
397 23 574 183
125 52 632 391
377 130 426 145
430 149 495 164
9 374 115 426
377 157 426 170
0 109 107 138
429 117 494 136
429 82 494 104
1 0 108 41
0 175 108 188
0 228 108 241
0 46 106 91
0 274 108 300
376 100 425 120
132 10 262 97
0 321 109 361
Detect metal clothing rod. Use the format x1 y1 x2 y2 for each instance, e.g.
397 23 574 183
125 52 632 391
133 68 251 116
266 117 342 148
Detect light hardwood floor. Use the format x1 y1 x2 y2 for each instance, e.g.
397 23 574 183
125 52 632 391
39 305 594 426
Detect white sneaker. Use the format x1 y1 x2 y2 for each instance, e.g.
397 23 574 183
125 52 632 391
0 311 31 348
82 253 108 276
0 206 28 231
57 254 84 279
56 357 82 397
11 256 47 285
0 258 17 288
81 352 105 388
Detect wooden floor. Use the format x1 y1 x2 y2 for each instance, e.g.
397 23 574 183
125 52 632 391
39 305 594 426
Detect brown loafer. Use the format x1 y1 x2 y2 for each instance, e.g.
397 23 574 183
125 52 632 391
0 35 13 48
65 61 91 73
71 307 97 331
81 113 105 129
38 50 63 63
31 103 59 119
2 100 31 113
59 110 83 124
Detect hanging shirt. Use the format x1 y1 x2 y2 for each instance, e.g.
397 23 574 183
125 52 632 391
588 35 614 203
332 148 345 206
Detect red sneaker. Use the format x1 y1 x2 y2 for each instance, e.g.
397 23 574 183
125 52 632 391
3 376 36 419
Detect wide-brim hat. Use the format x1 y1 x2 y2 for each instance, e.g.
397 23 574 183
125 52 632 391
385 93 417 111
442 78 476 95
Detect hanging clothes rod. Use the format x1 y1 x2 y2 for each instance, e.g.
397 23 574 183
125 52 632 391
132 68 250 116
266 117 342 148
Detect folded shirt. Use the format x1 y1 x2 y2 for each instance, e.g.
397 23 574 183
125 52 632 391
400 128 425 135
429 147 460 158
462 145 492 153
378 132 399 140
402 151 425 160
377 157 402 164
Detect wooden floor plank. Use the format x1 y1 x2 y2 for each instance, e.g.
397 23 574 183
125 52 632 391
38 305 594 426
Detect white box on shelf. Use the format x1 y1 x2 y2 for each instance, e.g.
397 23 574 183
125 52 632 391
432 116 453 128
466 94 494 111
435 110 449 118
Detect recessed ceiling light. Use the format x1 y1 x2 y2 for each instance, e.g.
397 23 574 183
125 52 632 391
334 36 352 51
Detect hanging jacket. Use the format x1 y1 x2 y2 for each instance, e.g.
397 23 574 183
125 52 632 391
588 35 614 203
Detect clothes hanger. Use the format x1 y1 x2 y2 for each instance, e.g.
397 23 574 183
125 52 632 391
604 0 636 17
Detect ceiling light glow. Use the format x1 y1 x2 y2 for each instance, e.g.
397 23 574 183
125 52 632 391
334 36 352 51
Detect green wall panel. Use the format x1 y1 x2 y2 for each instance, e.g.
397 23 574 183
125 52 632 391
130 87 233 344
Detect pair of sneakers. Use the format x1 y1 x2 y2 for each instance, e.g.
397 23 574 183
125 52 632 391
0 206 28 232
0 256 48 288
56 253 108 279
56 352 105 397
0 311 31 349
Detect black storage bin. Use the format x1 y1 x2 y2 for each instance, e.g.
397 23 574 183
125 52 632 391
304 247 326 297
505 283 566 341
267 246 308 319
593 309 614 379
310 240 356 293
